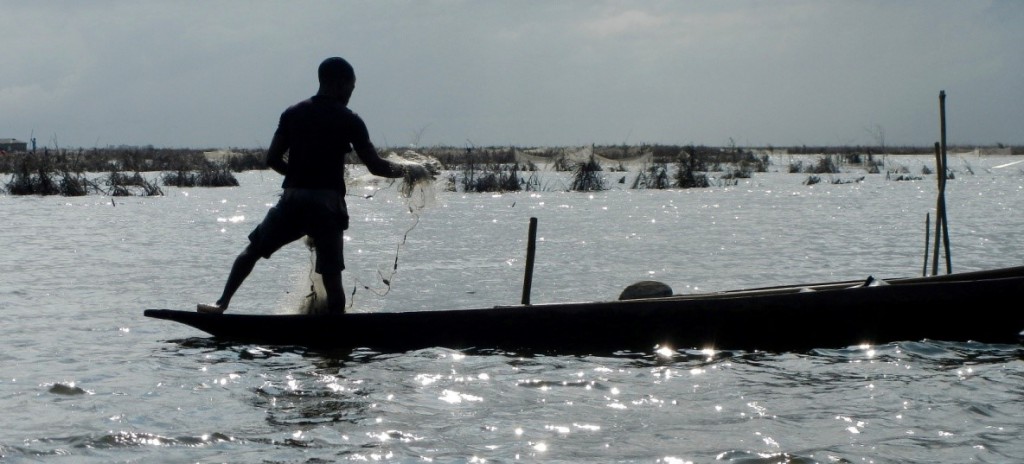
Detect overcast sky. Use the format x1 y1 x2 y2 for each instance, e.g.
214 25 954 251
2 1 1022 150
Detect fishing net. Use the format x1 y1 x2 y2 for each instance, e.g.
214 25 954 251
299 150 440 314
514 145 653 170
388 150 441 208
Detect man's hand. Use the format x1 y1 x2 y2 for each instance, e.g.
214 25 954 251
402 163 435 183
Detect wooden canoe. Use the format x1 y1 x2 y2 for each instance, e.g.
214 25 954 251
144 266 1024 353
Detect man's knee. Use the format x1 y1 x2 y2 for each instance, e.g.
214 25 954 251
238 243 263 262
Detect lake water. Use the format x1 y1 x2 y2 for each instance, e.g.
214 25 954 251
1 154 1022 463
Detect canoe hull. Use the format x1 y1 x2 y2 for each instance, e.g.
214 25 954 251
144 272 1024 353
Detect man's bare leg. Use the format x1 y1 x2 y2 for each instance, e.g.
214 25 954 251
322 271 345 313
198 244 261 313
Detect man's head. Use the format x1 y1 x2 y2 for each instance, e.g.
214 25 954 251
318 57 356 101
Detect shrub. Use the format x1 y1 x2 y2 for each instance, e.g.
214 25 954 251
674 147 709 189
4 153 60 195
569 155 604 191
810 155 839 174
631 163 671 189
459 163 522 193
58 172 94 196
161 163 238 187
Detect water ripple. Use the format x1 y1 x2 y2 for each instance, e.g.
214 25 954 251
4 167 1024 462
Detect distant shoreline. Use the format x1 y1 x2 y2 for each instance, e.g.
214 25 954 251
0 142 1020 157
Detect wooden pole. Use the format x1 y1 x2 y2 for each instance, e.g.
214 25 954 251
521 217 538 305
939 91 952 274
923 212 930 277
931 142 942 276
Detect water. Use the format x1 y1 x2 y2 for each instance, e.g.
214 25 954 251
1 154 1022 463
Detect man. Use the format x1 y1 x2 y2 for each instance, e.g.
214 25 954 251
198 56 430 314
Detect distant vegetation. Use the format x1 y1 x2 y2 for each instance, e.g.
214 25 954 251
0 146 259 196
0 143 1015 196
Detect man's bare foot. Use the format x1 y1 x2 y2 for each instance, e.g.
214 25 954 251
197 303 227 314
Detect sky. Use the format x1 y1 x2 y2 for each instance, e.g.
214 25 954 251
2 1 1022 150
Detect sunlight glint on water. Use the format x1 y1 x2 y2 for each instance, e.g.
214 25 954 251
0 154 1022 462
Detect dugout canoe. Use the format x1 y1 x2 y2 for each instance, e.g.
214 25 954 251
144 266 1024 353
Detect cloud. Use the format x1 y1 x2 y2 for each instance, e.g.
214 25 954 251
0 1 1021 148
577 9 667 39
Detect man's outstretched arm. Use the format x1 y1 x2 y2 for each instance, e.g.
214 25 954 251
350 116 403 178
351 116 432 181
353 139 401 178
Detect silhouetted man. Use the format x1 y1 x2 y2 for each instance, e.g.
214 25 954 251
199 56 430 314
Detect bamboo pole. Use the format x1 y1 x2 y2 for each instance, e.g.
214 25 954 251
521 217 538 305
923 212 930 277
939 91 952 274
931 142 943 276
931 91 955 275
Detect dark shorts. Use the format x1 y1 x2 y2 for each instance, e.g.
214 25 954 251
247 188 349 274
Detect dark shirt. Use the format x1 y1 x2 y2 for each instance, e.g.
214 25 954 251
266 95 400 192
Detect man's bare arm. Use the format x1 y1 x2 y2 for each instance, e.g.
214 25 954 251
353 141 402 178
266 129 288 175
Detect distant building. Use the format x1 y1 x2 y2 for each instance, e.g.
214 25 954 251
0 138 27 153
